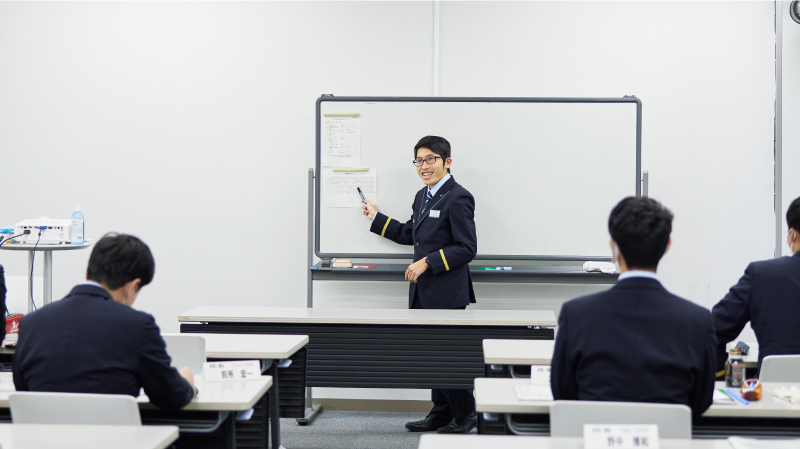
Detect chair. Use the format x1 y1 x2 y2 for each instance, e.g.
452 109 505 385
10 392 141 425
759 355 800 382
549 400 692 439
162 334 207 375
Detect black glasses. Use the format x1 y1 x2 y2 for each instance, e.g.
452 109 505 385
412 156 443 167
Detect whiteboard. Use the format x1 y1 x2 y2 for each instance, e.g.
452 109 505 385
315 97 641 260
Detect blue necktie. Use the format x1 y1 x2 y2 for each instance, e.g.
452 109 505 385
421 191 433 218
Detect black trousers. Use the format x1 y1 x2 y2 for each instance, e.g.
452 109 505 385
411 289 476 420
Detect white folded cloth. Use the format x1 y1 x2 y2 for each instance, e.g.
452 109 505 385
582 261 617 274
772 386 800 404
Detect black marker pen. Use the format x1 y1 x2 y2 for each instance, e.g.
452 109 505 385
357 187 366 203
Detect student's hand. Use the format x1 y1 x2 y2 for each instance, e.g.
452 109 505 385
179 367 195 389
362 200 377 220
405 258 429 283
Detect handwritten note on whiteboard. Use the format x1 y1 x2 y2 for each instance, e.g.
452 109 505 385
322 114 361 166
323 168 377 208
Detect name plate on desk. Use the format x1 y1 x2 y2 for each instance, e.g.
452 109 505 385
531 365 551 385
203 360 261 382
584 424 659 449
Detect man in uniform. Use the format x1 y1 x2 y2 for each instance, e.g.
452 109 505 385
712 196 800 375
362 135 478 433
551 197 716 417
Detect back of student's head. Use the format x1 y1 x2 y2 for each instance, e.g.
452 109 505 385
787 196 800 232
87 233 155 290
608 197 674 270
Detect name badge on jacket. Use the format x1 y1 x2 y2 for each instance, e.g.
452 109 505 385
429 210 440 218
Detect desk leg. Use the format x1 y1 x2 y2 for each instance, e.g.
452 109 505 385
43 251 53 306
296 387 321 425
224 411 237 449
267 362 282 449
27 251 34 314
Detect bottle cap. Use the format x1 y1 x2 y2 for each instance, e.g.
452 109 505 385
75 203 84 211
730 348 742 356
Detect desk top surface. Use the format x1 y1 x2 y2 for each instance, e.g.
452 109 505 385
419 435 732 449
179 306 557 327
0 423 178 449
474 378 800 418
0 374 272 412
165 333 309 359
483 339 555 365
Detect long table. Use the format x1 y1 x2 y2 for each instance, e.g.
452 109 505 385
475 377 800 438
180 306 556 389
166 332 308 449
0 374 272 449
0 423 179 449
419 434 737 449
483 339 554 379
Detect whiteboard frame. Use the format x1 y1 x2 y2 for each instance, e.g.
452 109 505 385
315 95 642 261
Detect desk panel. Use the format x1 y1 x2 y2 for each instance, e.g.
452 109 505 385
183 322 553 390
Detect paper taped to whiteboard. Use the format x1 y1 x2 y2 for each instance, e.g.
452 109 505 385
323 167 377 208
322 114 361 166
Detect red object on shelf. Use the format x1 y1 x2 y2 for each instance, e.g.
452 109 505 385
5 313 23 335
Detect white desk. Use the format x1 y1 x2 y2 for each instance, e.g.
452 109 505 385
138 375 272 412
0 375 272 411
0 376 271 449
475 378 800 418
165 332 309 360
475 377 800 437
179 306 557 327
0 423 179 449
165 332 308 449
483 339 554 365
419 434 734 449
0 242 92 312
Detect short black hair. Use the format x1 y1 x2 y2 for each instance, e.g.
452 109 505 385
608 197 674 270
788 196 800 232
414 136 451 173
87 233 155 290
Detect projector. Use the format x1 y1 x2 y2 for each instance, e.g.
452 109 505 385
14 217 73 245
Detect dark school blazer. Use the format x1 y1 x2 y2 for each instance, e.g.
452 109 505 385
370 176 477 309
712 252 800 374
13 285 195 411
551 277 717 417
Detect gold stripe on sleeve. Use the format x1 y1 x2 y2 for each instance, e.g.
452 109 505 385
439 249 450 271
381 217 392 237
715 370 726 378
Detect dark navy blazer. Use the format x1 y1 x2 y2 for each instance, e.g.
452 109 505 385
370 176 477 309
551 277 717 417
711 252 800 374
13 285 194 411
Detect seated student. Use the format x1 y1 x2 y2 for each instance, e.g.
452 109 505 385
551 197 716 417
13 233 196 411
712 196 800 376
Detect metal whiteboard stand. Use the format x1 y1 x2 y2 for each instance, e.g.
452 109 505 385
0 242 92 313
299 167 322 425
642 170 649 197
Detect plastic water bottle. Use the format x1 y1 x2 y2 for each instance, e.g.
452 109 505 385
70 203 85 245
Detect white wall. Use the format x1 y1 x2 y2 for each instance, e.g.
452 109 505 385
0 0 433 326
783 0 800 252
0 1 783 401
